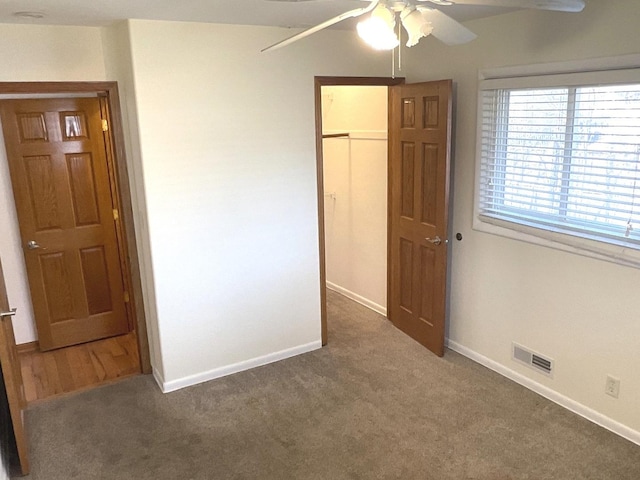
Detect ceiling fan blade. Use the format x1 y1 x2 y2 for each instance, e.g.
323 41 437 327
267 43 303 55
418 8 477 45
421 0 585 13
262 0 379 52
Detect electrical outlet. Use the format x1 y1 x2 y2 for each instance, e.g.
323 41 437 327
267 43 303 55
605 375 620 398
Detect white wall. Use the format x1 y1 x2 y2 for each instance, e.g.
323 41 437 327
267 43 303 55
124 20 393 388
322 85 388 314
405 0 640 438
0 24 107 344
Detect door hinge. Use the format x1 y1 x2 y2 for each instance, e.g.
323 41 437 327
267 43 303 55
113 209 119 221
124 291 130 303
102 119 109 132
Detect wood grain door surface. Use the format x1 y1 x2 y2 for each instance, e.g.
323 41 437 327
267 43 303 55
0 258 29 475
0 98 129 351
388 80 452 357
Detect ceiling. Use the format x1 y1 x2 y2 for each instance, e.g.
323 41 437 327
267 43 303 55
0 0 515 29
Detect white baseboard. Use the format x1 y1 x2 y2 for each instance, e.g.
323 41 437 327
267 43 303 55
446 339 640 447
158 340 322 393
152 366 165 392
326 282 387 316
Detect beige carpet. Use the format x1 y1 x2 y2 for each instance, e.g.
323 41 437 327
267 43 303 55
21 291 640 479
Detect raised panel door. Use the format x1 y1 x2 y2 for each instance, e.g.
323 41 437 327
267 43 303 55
389 80 452 356
0 98 129 350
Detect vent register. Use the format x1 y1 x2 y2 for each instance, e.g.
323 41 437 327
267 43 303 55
513 343 554 376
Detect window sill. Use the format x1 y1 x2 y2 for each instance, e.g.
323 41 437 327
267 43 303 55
472 215 640 270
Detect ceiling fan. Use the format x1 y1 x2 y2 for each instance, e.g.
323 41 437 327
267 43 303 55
262 0 585 52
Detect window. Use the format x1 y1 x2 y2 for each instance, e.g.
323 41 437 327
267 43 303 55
476 62 640 265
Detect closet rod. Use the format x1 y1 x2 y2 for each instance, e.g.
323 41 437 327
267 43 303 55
322 132 350 139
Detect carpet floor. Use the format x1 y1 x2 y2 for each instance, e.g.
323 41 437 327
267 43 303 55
21 291 640 479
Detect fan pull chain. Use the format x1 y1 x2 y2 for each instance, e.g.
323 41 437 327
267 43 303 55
391 45 395 78
398 19 402 72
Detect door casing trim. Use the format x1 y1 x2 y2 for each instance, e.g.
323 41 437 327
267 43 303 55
0 81 151 373
314 76 405 345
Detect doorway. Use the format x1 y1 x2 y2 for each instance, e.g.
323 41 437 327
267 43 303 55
0 82 150 397
321 85 390 315
316 77 454 356
315 77 404 345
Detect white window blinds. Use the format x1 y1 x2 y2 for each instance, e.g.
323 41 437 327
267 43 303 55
478 81 640 249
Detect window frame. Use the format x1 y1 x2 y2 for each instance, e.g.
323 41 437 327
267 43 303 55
473 54 640 269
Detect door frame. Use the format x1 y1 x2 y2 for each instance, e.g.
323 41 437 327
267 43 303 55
0 81 151 373
314 76 405 345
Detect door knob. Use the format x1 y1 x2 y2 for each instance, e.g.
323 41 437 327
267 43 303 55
0 307 17 317
425 236 448 246
26 240 42 250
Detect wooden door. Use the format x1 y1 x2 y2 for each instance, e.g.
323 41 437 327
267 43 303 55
388 80 452 357
0 258 29 475
0 98 129 351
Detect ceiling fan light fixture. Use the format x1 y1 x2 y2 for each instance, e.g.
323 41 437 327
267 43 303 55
400 6 434 47
357 4 399 51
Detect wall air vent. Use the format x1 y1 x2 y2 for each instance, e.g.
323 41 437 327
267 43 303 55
512 343 554 377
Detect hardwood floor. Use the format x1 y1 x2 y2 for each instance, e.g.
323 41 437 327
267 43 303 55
18 333 141 404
